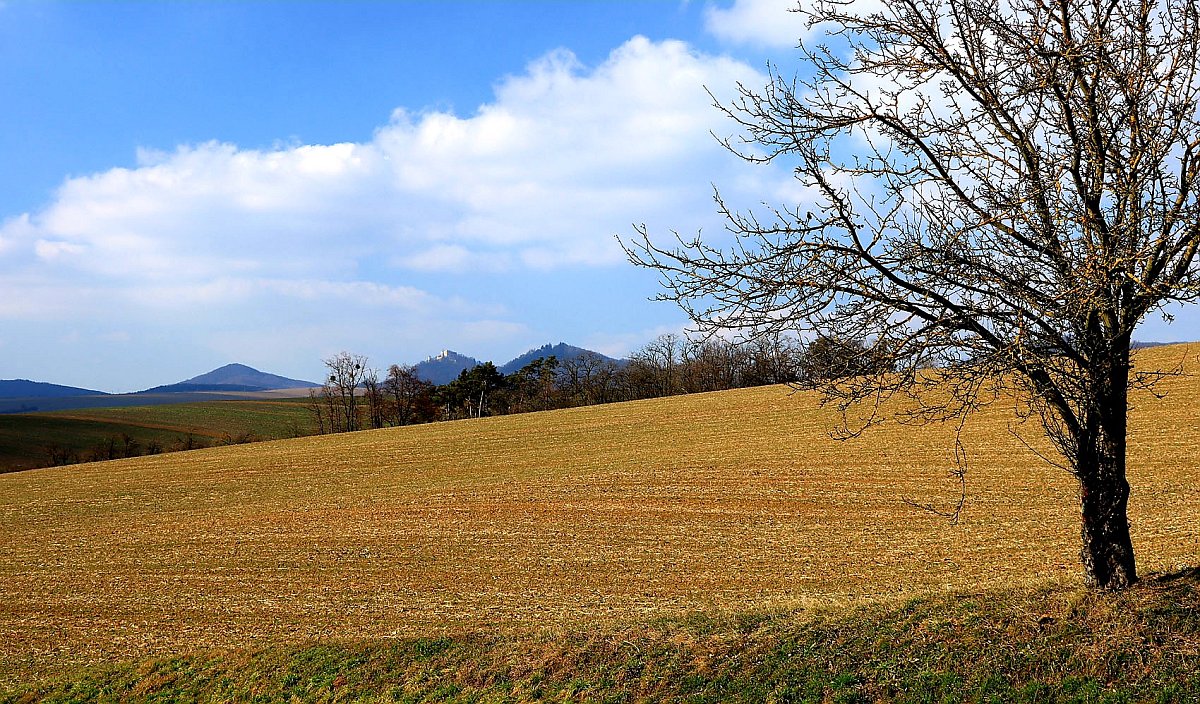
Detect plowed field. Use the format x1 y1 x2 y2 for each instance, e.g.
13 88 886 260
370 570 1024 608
3 344 1198 683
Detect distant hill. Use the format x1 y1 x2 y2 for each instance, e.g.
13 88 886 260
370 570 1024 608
414 350 482 385
137 383 283 394
140 364 318 394
499 343 620 375
0 379 108 399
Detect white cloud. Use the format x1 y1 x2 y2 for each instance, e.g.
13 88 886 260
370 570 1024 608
399 244 509 273
0 213 32 255
0 36 804 388
119 277 447 311
704 0 895 49
2 36 772 284
704 0 807 47
33 238 87 260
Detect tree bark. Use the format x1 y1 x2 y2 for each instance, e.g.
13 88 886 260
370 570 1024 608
1076 347 1137 590
1078 467 1136 589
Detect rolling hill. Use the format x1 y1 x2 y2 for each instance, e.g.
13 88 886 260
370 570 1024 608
0 398 317 473
498 341 620 374
1 343 1198 696
0 379 107 399
139 363 318 393
0 365 319 414
414 343 619 384
412 349 482 384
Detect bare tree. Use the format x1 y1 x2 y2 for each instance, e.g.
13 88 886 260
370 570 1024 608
506 356 561 413
625 0 1200 589
323 351 369 433
799 335 894 385
384 364 432 426
587 357 624 404
630 333 684 398
306 386 328 434
560 352 623 405
362 365 385 430
681 338 748 393
44 443 80 467
745 332 802 386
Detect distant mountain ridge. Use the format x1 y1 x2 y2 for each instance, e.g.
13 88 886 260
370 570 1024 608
498 343 619 375
0 379 108 399
413 350 483 385
412 343 620 384
139 363 319 394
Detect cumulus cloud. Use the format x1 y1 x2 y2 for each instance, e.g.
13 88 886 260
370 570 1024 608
704 0 895 49
0 36 805 388
1 36 770 285
704 0 808 47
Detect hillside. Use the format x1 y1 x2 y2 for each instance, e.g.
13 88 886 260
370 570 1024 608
0 379 107 399
413 349 481 384
0 388 319 415
140 363 318 393
413 343 618 383
11 572 1200 701
1 343 1198 691
0 399 317 473
498 341 620 374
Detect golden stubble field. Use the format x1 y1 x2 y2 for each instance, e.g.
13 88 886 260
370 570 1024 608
2 344 1199 681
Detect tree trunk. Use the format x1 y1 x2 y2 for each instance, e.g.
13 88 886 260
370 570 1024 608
1076 345 1137 590
1078 463 1136 589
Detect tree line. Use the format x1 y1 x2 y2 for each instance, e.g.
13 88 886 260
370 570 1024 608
306 332 889 432
26 333 884 469
43 430 258 468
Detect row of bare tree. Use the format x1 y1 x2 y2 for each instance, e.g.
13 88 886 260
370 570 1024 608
42 431 255 468
306 353 436 433
307 332 884 432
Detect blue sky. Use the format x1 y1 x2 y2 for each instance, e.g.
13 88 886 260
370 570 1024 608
1 1 1196 392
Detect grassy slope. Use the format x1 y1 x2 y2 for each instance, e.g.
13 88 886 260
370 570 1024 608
2 344 1199 700
7 570 1200 702
46 397 315 439
0 416 185 472
0 399 315 472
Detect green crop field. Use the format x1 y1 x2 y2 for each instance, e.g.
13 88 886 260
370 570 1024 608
2 344 1199 700
0 399 316 472
46 398 315 440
